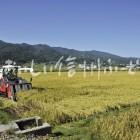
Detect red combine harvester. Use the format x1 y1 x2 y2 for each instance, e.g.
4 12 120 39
0 65 32 101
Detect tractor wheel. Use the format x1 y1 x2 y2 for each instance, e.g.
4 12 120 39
11 85 17 101
12 94 17 101
8 94 16 101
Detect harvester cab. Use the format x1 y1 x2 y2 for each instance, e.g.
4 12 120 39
0 65 32 101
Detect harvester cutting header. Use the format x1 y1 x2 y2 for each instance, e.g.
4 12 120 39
0 64 32 101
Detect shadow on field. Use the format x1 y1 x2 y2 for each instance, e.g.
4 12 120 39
32 87 47 92
51 132 63 137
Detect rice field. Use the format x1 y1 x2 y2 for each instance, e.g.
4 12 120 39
0 71 140 139
55 104 140 140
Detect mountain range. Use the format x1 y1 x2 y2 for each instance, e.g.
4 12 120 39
0 40 137 65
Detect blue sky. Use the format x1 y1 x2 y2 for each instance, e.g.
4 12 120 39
0 0 140 57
